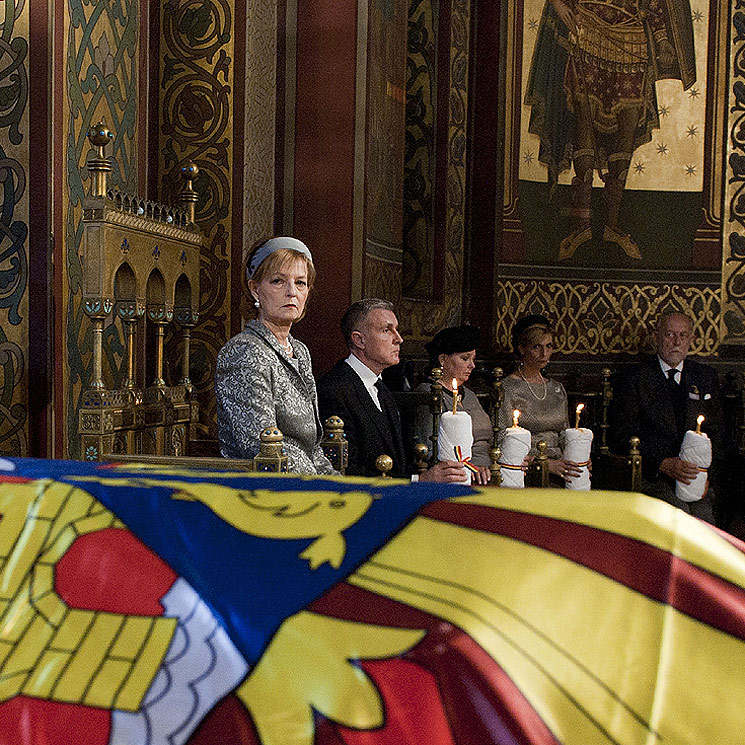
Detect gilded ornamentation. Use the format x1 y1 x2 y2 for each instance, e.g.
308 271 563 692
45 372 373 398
495 279 722 355
0 0 28 455
159 0 234 435
723 3 745 342
64 0 139 457
403 0 436 299
397 0 470 339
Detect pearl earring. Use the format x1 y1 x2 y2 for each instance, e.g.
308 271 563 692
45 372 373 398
254 298 260 308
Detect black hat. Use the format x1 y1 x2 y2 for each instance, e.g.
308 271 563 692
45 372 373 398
512 314 551 352
425 325 480 359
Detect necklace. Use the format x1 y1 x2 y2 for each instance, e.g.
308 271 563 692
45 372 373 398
278 336 293 357
518 369 547 400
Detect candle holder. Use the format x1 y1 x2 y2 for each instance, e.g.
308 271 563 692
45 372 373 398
599 367 612 455
628 436 642 492
413 442 429 475
489 446 503 486
533 441 549 487
429 367 443 467
321 416 348 474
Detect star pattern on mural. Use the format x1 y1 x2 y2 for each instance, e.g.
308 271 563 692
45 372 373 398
523 151 535 165
633 161 646 174
685 164 697 176
688 87 701 99
687 125 698 138
692 10 704 22
658 105 670 117
656 142 669 156
528 18 538 31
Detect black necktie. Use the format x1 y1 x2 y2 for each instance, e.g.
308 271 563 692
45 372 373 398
667 368 679 384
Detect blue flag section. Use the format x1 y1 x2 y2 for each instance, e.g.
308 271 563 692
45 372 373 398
5 457 472 663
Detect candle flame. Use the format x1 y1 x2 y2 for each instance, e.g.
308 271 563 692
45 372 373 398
576 403 585 414
451 379 458 414
696 414 704 434
512 409 520 428
452 378 458 391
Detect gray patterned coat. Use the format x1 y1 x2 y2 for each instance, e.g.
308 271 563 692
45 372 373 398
215 320 336 474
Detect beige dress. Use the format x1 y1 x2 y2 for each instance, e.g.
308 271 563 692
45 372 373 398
498 375 569 459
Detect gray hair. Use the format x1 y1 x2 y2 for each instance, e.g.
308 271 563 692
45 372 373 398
341 298 395 348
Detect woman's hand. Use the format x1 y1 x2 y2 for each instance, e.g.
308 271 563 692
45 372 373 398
474 465 492 485
548 458 582 481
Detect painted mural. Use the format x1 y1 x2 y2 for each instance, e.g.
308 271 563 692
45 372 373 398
498 0 726 356
512 0 714 267
158 0 235 437
63 0 139 457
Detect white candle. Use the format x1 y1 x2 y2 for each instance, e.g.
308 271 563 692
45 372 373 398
438 410 473 483
676 428 711 503
499 422 531 488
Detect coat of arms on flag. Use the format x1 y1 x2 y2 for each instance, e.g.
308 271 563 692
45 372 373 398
1 456 745 745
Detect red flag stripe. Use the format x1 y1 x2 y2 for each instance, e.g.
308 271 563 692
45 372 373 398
422 501 745 641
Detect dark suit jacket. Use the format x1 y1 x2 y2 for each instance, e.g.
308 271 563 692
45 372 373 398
317 359 407 477
609 355 722 482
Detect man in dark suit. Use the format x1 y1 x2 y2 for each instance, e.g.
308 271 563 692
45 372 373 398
610 311 722 522
318 298 465 482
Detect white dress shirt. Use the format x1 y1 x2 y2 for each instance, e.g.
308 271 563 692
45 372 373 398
658 356 684 383
344 354 383 411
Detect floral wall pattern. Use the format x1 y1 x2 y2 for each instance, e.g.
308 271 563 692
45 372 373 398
62 0 139 457
158 0 235 435
0 0 28 456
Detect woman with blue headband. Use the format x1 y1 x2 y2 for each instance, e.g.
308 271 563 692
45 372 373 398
215 237 336 474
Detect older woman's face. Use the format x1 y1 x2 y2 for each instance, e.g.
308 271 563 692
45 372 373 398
519 332 553 371
251 256 309 327
440 350 476 387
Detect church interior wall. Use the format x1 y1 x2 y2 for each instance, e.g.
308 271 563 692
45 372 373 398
0 0 741 459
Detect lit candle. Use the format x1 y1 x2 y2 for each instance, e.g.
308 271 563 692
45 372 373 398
451 378 458 415
696 415 704 435
512 409 520 428
575 403 585 430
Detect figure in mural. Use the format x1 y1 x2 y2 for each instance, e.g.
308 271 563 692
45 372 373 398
525 0 696 260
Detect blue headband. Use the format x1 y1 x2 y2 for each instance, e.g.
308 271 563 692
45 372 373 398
247 237 313 280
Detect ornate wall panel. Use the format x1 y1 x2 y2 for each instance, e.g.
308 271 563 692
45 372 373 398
0 1 29 456
495 269 722 356
242 0 277 257
158 0 234 434
403 0 437 299
63 0 138 457
723 1 745 343
397 0 469 343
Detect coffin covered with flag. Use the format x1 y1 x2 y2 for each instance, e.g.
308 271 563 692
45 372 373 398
1 457 744 745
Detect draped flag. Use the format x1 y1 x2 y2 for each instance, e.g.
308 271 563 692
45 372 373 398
1 457 745 745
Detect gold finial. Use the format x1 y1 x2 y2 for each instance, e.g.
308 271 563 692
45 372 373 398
489 446 503 486
375 454 393 479
179 161 200 224
86 122 114 198
324 415 344 432
413 442 428 475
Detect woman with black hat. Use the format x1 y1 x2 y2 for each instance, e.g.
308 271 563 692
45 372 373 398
497 315 582 483
413 325 492 484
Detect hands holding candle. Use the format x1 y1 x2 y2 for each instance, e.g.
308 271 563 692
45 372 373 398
562 402 593 490
674 414 711 502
